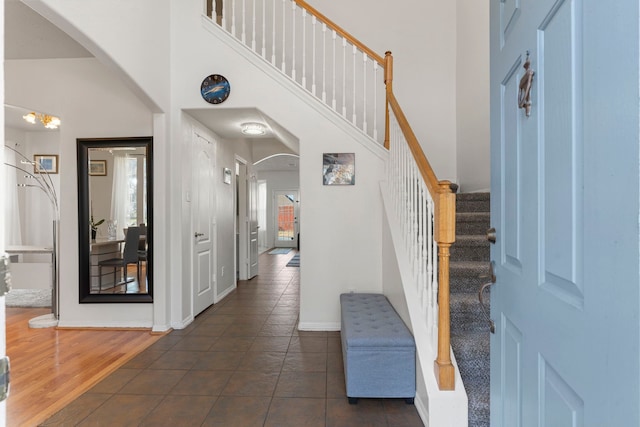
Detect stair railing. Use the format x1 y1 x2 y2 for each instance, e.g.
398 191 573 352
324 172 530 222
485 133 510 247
205 0 456 391
208 0 385 144
385 52 456 390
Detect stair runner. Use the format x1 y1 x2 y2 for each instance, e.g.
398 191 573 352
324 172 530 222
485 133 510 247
450 192 491 427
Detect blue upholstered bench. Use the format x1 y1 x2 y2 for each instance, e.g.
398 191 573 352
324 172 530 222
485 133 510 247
340 293 416 404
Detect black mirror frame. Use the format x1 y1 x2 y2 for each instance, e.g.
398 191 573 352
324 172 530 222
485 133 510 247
77 137 153 303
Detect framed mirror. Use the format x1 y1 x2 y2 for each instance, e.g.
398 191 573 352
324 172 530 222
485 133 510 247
77 137 153 303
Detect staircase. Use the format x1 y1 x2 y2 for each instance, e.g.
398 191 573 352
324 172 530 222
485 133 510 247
450 192 491 427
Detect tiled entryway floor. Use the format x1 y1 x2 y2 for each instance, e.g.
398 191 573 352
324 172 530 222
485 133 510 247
42 250 423 426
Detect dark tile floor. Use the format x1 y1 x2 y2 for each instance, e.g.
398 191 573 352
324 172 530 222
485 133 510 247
42 250 424 426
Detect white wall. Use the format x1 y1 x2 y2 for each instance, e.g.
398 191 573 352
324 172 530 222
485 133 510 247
25 0 171 113
306 0 491 191
170 0 388 329
22 0 480 330
456 0 490 192
305 0 458 183
5 128 57 245
5 58 154 327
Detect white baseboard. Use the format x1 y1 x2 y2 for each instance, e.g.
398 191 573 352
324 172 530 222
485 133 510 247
297 321 341 331
172 316 194 330
215 283 236 303
57 319 154 329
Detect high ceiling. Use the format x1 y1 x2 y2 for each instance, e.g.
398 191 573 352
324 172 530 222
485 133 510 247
4 1 300 172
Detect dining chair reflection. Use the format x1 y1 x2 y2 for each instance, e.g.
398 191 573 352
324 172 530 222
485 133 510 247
98 226 140 293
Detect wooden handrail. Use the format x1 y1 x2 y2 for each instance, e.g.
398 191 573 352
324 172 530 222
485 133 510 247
293 0 385 65
386 90 441 198
385 53 456 390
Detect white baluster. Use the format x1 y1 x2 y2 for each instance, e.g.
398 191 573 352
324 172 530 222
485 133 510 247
332 30 337 110
352 44 357 125
241 0 246 43
251 0 256 50
373 61 378 141
291 1 296 81
312 16 317 96
231 0 236 37
272 0 276 65
342 38 347 118
261 0 266 57
362 52 367 134
221 0 227 29
281 0 286 73
302 9 307 89
322 23 327 103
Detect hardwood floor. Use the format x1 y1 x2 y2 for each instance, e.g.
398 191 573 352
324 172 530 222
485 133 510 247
6 307 162 426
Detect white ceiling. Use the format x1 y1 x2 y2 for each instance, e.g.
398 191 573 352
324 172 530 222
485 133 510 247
4 1 300 172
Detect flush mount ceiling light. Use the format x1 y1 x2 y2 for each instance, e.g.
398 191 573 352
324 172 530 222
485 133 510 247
23 112 61 129
241 122 266 135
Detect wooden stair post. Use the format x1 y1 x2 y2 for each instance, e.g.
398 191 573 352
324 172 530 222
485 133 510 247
434 180 456 390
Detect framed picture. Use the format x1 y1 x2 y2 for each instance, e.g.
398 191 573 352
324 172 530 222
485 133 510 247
34 154 59 174
223 167 232 184
89 160 107 176
323 153 355 185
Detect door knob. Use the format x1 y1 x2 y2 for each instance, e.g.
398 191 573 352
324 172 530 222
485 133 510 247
194 232 204 238
486 227 496 244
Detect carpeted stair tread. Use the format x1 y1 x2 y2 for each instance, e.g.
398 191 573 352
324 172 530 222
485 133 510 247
451 236 490 262
456 192 490 213
456 212 490 235
456 192 490 201
450 192 490 427
450 262 490 291
456 212 490 222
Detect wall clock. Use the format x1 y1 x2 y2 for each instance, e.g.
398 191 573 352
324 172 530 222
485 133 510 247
200 74 230 104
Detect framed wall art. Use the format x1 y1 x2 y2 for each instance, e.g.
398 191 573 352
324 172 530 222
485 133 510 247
89 160 107 176
323 153 355 185
34 154 59 174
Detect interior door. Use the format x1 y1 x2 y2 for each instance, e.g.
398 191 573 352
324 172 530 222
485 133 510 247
490 1 639 425
192 132 216 316
274 190 298 248
248 175 259 278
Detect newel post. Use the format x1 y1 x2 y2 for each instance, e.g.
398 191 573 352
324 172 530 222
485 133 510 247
434 180 456 390
384 51 393 150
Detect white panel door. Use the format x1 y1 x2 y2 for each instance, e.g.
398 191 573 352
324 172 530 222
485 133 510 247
248 175 258 279
192 132 216 316
490 0 639 425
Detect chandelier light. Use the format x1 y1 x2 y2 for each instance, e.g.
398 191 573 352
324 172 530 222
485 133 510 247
241 122 266 135
22 112 61 129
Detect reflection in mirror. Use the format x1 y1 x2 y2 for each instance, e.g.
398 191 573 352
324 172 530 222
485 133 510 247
77 137 153 303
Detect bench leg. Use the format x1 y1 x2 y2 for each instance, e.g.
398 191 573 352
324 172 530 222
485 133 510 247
348 397 359 405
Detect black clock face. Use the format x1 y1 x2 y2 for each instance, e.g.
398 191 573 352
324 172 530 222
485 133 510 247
200 74 230 104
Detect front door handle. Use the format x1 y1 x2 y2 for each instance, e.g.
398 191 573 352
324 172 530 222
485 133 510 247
479 261 496 333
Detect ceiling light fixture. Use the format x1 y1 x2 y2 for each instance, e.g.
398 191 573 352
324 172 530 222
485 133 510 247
241 122 266 135
23 112 61 129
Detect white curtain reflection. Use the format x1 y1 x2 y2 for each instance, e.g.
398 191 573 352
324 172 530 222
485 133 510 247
110 154 129 237
4 146 22 245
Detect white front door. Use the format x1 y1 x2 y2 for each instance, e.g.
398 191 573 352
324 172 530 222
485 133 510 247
192 132 216 316
274 190 299 248
490 0 639 425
